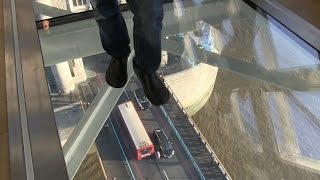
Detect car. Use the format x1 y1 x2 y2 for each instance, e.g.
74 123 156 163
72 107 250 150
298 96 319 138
134 88 151 110
153 128 174 158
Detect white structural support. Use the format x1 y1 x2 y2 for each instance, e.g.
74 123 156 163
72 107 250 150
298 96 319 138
164 63 218 116
62 51 135 179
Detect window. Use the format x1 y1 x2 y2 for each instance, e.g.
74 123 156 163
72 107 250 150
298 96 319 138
73 0 87 6
140 148 152 155
68 60 75 77
69 0 91 12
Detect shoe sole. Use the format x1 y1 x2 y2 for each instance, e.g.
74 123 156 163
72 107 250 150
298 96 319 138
144 88 170 106
135 73 170 106
105 73 128 88
133 60 170 105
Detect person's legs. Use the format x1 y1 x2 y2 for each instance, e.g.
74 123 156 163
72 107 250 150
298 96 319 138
91 0 131 88
127 0 169 105
126 0 163 73
91 0 131 58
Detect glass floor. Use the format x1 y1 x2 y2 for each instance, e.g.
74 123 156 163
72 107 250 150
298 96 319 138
35 0 320 179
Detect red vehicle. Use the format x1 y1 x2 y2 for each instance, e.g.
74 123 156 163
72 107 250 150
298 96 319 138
118 101 154 160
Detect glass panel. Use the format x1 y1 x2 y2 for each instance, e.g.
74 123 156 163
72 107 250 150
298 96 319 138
37 0 320 179
47 54 108 145
162 1 320 179
95 86 210 179
73 144 107 180
38 10 133 146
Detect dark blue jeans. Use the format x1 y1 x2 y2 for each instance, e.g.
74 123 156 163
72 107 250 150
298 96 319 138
91 0 164 73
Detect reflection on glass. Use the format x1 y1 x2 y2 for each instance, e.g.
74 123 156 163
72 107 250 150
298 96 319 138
45 53 108 145
32 0 125 21
289 92 320 160
73 144 106 179
238 95 261 146
267 92 320 174
164 0 320 178
268 92 300 155
37 0 320 179
167 17 319 72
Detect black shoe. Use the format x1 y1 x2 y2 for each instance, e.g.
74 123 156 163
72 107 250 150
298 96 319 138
105 56 128 88
133 61 170 106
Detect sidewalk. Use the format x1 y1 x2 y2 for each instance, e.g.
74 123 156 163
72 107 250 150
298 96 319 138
162 96 227 179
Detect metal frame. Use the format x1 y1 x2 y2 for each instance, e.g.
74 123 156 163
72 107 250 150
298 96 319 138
4 0 69 179
35 0 174 29
4 0 318 179
4 0 26 178
247 0 320 51
63 51 135 179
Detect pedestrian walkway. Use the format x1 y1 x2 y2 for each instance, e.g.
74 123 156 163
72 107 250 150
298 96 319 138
0 2 10 178
162 96 227 180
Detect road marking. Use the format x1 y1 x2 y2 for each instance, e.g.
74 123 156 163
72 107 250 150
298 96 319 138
163 170 170 180
151 108 197 179
54 102 81 112
109 117 136 180
112 112 144 180
124 88 129 99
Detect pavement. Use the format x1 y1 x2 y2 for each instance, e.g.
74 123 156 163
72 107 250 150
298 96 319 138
162 97 226 179
95 74 226 180
53 52 226 179
95 75 200 180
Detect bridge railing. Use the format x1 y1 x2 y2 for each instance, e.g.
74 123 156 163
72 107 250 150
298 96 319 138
163 78 232 180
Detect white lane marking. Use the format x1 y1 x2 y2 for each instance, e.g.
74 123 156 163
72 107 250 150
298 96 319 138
163 170 170 180
110 118 136 180
124 88 129 99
